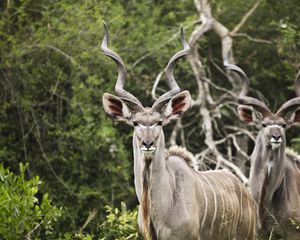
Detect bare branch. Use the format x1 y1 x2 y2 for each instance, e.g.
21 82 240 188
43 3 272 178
202 77 237 98
79 209 98 232
212 20 234 63
151 0 262 184
199 153 249 184
231 134 250 159
1 70 28 163
233 33 273 44
45 44 82 68
225 125 256 142
231 0 263 35
30 108 76 196
25 221 44 240
130 22 195 69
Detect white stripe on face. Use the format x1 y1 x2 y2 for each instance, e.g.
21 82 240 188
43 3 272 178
265 124 283 129
137 123 158 129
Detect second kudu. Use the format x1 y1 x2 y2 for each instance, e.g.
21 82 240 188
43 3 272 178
225 63 300 239
102 23 256 240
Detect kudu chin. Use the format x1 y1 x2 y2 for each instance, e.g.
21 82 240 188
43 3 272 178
102 23 256 240
225 62 300 239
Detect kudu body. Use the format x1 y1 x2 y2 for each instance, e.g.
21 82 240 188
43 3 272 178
102 24 256 240
226 63 300 239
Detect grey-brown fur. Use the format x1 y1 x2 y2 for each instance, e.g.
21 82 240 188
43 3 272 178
249 127 300 239
102 25 257 240
134 130 257 240
227 62 300 239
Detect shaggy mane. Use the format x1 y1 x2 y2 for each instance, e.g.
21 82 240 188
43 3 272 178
167 146 198 170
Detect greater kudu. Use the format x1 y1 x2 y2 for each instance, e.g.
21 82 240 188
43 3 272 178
102 23 256 240
225 62 300 239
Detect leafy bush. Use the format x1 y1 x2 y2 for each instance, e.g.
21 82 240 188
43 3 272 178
58 232 93 240
290 218 300 231
99 202 142 240
0 163 62 239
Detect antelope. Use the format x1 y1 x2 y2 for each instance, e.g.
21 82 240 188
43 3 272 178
225 62 300 239
102 23 256 240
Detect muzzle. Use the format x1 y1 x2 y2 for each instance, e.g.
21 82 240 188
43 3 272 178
141 140 156 156
269 137 282 151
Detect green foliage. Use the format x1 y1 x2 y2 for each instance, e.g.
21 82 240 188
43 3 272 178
0 0 194 235
0 162 61 239
290 218 300 231
0 0 300 237
58 232 93 240
99 202 142 240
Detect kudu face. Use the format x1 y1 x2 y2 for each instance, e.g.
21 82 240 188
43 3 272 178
260 116 286 150
101 23 191 157
132 109 162 154
239 108 287 150
103 91 191 156
225 62 300 151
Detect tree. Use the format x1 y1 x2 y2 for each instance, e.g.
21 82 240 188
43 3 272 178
0 0 299 237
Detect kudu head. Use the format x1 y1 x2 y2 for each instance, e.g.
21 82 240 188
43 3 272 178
225 62 300 151
102 23 191 156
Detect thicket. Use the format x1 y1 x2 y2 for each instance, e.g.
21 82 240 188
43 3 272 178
0 0 299 238
0 163 61 239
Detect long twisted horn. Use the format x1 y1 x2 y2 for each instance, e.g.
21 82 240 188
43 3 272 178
224 62 272 117
294 70 300 97
238 96 272 117
276 70 300 117
224 61 249 97
101 22 144 110
151 26 191 111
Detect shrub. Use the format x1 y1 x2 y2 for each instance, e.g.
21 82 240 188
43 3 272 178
0 162 62 239
99 202 142 240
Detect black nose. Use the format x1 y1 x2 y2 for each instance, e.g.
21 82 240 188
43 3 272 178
272 134 281 141
142 141 154 149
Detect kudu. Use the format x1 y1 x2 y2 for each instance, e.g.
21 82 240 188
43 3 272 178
225 62 300 239
102 23 256 240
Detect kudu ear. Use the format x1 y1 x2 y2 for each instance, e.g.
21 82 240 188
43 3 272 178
287 109 300 125
293 109 300 122
102 93 132 122
163 91 191 122
237 105 262 124
238 105 254 123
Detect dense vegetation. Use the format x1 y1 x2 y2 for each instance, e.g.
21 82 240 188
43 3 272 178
0 0 299 239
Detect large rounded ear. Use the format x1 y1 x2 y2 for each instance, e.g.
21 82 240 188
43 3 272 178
237 105 254 124
102 93 132 122
293 109 300 122
286 109 300 125
163 90 191 122
237 105 264 125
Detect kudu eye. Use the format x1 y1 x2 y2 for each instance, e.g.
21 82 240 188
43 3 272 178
262 123 267 128
133 122 138 126
282 123 286 128
157 121 163 126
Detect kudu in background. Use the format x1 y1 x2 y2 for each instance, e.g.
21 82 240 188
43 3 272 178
102 23 256 240
226 62 300 239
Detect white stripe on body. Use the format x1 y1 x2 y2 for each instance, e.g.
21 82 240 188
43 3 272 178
209 175 226 235
199 175 208 231
227 176 239 237
246 196 253 239
202 174 218 236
